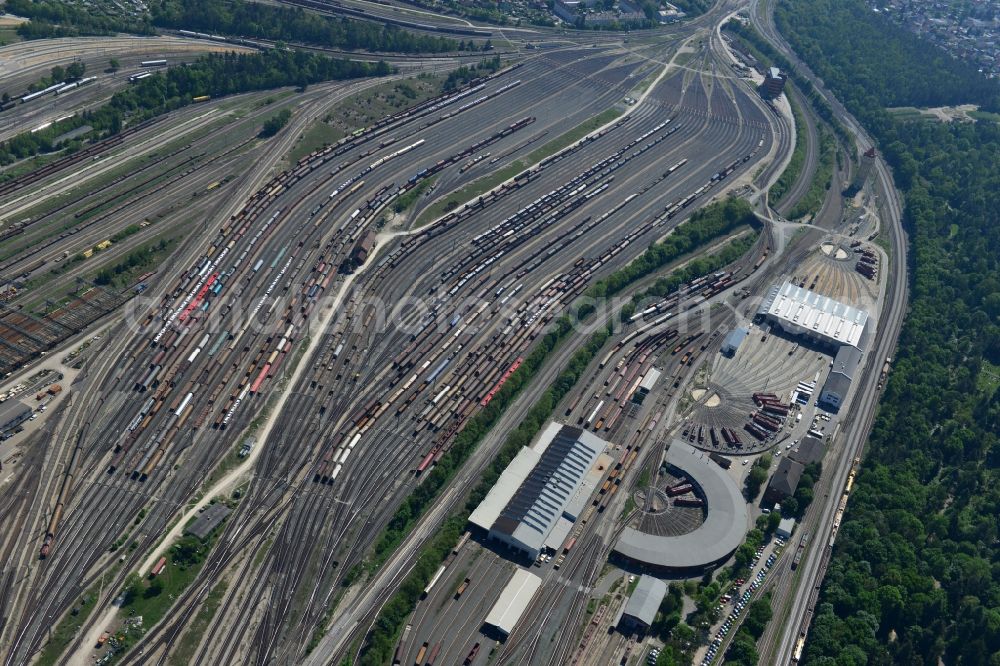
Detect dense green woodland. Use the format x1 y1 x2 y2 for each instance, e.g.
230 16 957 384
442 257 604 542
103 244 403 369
0 51 388 167
6 0 458 53
149 0 459 53
772 0 1000 664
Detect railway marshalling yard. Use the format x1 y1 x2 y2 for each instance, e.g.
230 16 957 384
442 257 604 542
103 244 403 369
0 8 901 666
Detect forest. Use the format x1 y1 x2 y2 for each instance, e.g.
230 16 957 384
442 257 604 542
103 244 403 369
149 0 460 53
6 0 154 36
0 50 389 167
8 0 459 53
772 0 1000 664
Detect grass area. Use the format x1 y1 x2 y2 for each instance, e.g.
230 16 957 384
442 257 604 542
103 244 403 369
968 109 1000 123
0 26 22 43
769 92 806 204
36 584 101 666
393 176 435 214
637 467 650 488
413 160 525 227
886 106 936 122
977 360 1000 398
786 127 837 220
90 233 182 290
630 69 660 95
166 580 229 666
288 120 342 164
413 106 624 227
620 494 636 520
524 107 622 164
101 525 227 663
287 75 444 162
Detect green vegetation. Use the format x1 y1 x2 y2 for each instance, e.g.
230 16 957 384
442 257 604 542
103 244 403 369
291 75 444 162
725 594 772 666
391 0 554 26
621 231 758 323
0 50 389 168
9 0 468 52
260 108 292 138
36 586 100 666
650 584 697 665
769 93 806 204
107 533 216 662
968 109 1000 123
151 0 459 53
780 461 820 520
744 453 771 501
8 0 153 37
887 106 935 122
167 580 228 666
588 197 758 298
393 176 434 214
93 237 179 289
523 107 623 164
620 494 636 520
442 55 503 91
414 106 623 227
785 128 836 220
772 0 1000 663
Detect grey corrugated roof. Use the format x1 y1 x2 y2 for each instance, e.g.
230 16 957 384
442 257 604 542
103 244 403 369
497 425 604 555
622 575 667 626
485 568 542 636
759 282 869 348
186 503 231 539
767 457 803 497
471 423 606 557
789 436 825 465
613 440 749 569
722 327 749 352
0 400 31 427
830 345 863 381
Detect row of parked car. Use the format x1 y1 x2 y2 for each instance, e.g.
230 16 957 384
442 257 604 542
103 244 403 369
701 542 783 664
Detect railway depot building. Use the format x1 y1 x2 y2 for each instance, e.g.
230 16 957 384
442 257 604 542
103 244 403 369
613 441 749 575
616 575 667 633
484 568 543 639
0 400 32 434
469 422 609 561
757 281 869 351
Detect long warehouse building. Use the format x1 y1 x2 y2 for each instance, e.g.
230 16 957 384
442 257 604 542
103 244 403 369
484 568 542 639
469 422 608 561
757 281 869 350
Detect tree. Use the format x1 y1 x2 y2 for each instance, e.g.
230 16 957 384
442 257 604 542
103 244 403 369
743 595 773 638
108 58 120 72
65 61 85 79
727 630 760 665
50 65 64 82
120 574 143 606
